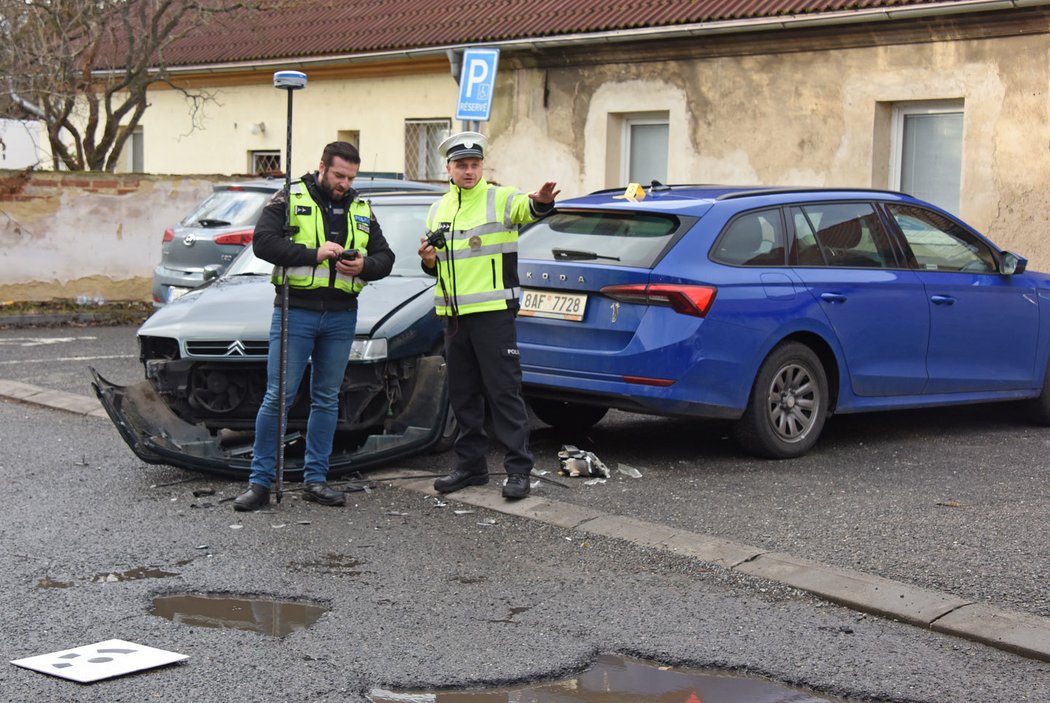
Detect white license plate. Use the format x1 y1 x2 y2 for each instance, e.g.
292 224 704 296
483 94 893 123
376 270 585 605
166 286 191 302
519 288 587 322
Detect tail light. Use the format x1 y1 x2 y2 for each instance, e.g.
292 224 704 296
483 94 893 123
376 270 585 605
214 229 255 246
162 228 174 242
600 283 717 317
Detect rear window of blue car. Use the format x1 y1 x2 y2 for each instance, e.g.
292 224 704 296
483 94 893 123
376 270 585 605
519 210 683 267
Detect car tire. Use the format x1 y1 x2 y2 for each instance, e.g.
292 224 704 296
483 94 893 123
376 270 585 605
432 400 459 453
735 342 828 459
1026 357 1050 425
528 398 609 432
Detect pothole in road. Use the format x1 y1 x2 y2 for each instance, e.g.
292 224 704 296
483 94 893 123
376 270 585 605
151 593 328 637
370 653 854 702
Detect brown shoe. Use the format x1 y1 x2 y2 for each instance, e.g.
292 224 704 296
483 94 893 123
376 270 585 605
232 484 270 512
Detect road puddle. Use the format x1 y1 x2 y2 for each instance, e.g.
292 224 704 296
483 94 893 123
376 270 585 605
151 593 328 637
370 654 852 702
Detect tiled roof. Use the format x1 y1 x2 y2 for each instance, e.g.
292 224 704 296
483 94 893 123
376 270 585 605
165 0 984 67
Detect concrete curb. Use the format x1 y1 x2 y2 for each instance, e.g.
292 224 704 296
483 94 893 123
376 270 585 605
370 468 1050 663
4 381 1049 662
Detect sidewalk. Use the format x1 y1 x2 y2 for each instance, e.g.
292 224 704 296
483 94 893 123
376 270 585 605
3 377 1049 664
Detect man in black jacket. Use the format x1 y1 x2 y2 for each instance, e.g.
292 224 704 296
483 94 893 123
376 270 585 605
233 141 394 512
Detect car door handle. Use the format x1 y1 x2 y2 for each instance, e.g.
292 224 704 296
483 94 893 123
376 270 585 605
820 293 847 304
930 295 956 305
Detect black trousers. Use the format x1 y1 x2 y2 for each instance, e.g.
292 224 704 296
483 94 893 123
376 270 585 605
444 308 533 476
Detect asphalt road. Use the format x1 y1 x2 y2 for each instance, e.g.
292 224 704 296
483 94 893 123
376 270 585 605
1 324 1049 702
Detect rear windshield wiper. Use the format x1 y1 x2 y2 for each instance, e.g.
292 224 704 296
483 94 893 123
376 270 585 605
552 248 621 262
197 218 231 227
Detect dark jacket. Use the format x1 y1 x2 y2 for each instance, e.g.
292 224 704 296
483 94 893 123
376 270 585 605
253 172 395 311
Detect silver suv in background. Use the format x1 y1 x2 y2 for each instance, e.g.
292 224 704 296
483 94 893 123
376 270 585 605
151 176 445 305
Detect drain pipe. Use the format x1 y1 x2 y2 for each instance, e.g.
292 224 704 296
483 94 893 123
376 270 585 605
7 84 45 120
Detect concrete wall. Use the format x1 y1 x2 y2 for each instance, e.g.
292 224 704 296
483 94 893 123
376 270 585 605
0 171 218 302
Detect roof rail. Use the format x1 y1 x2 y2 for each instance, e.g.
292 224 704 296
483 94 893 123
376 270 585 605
716 186 906 201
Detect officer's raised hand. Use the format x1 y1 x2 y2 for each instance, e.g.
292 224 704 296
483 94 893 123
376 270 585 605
529 181 560 205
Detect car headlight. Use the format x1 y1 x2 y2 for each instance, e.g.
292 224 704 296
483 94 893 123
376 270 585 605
349 338 388 362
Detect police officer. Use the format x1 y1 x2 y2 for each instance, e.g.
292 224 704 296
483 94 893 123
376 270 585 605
234 141 394 512
417 132 559 499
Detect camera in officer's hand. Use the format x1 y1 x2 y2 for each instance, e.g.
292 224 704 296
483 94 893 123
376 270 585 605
338 249 359 261
424 223 450 250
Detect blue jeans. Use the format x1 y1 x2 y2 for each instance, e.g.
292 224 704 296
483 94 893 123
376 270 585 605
248 306 357 488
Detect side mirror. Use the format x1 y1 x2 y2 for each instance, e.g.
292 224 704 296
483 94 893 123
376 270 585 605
1000 251 1027 275
202 264 223 282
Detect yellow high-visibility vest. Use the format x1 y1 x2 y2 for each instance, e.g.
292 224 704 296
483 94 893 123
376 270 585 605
271 183 372 295
426 178 535 316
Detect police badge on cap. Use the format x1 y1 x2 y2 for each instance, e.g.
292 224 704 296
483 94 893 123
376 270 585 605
438 131 488 161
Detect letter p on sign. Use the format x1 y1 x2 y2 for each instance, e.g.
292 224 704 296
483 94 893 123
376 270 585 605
455 48 500 122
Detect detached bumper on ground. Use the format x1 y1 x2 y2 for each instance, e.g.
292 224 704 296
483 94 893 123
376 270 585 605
90 357 449 480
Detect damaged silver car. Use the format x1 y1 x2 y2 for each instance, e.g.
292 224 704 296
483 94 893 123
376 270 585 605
93 192 453 480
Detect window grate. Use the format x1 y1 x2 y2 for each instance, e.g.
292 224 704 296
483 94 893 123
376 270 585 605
250 151 282 177
404 119 450 181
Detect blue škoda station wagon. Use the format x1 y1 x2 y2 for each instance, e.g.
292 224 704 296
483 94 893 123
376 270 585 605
517 185 1050 458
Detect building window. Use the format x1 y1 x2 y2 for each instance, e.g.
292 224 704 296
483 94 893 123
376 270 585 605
115 125 143 173
127 126 144 172
250 150 281 177
890 101 963 215
337 130 360 149
621 114 668 186
405 119 450 181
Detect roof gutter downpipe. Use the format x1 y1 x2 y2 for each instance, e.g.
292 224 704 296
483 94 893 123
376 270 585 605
7 84 46 120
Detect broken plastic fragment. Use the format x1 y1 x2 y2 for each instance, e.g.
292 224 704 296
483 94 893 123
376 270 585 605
557 445 610 478
616 463 642 478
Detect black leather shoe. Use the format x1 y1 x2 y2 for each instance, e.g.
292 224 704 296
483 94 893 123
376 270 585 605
502 473 531 499
233 484 270 512
433 468 488 494
302 482 346 506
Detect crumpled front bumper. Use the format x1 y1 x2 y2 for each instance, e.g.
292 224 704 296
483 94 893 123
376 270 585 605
90 356 449 480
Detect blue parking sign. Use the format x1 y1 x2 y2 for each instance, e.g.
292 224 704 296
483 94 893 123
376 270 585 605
456 48 500 122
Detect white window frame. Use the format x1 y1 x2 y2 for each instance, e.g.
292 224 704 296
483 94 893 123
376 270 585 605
889 100 963 212
620 114 669 185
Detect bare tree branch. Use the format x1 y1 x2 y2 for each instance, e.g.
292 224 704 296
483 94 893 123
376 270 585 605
0 0 281 172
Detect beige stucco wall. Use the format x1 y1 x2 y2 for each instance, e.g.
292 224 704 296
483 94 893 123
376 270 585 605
136 71 460 177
